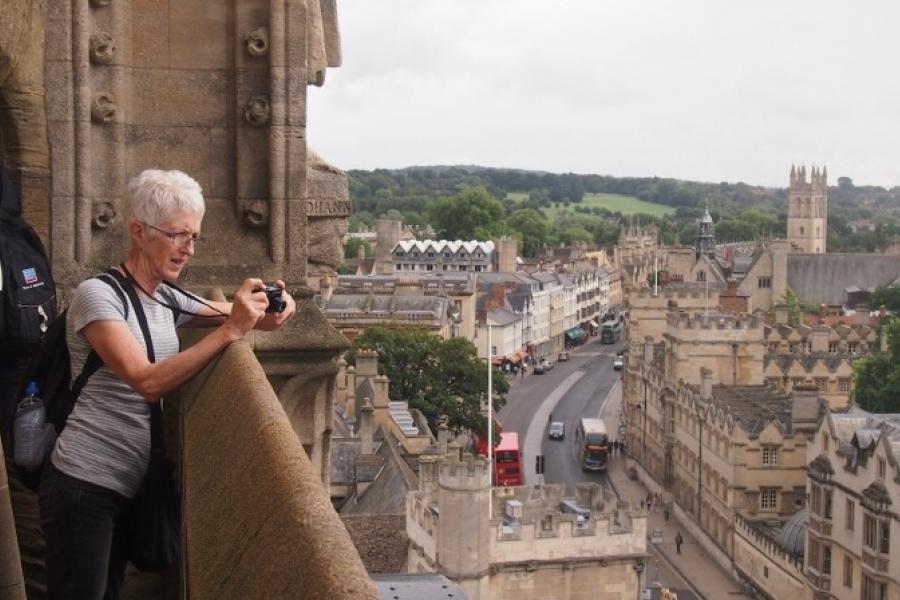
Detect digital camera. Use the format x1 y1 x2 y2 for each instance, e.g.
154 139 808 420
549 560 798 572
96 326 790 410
262 285 287 313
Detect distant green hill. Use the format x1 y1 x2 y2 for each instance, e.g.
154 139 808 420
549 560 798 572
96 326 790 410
508 192 675 219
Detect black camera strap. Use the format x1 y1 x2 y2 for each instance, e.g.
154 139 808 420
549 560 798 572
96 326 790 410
119 263 228 321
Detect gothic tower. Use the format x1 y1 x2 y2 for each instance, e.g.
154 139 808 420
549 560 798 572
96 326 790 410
787 165 828 253
695 204 716 258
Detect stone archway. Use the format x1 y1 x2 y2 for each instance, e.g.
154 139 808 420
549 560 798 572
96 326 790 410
0 0 51 244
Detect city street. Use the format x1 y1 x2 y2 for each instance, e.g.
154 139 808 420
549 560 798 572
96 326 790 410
498 335 622 492
498 336 703 598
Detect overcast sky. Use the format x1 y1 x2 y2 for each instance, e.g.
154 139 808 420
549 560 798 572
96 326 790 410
307 1 900 188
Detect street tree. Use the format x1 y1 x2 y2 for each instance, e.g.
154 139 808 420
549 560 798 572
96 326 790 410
348 324 509 434
507 208 549 257
427 186 505 240
853 318 900 412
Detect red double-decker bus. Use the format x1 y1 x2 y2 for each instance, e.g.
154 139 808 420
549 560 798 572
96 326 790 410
494 432 523 486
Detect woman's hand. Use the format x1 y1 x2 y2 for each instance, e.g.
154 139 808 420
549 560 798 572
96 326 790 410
255 280 297 331
221 278 269 340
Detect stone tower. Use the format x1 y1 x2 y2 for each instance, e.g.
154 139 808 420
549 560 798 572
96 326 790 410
787 165 827 254
437 456 491 599
494 235 518 272
695 203 716 259
375 218 402 274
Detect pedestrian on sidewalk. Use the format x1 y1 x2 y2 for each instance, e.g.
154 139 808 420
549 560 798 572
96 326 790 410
675 531 683 555
613 439 619 455
663 506 670 522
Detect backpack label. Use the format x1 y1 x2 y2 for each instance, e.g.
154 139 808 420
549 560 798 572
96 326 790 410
21 267 45 290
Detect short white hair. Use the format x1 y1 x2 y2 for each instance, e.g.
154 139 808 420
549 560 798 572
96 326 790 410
124 169 205 233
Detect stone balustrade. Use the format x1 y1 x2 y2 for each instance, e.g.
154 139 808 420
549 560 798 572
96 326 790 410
177 337 377 599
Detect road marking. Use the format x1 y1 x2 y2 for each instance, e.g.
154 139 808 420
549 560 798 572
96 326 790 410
598 379 622 420
522 371 585 485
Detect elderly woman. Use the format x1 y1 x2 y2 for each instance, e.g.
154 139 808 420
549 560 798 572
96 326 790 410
39 169 296 599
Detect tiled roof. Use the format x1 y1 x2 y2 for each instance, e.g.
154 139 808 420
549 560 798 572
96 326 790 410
711 385 795 436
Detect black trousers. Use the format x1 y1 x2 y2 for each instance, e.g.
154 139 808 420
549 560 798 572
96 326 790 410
39 461 132 600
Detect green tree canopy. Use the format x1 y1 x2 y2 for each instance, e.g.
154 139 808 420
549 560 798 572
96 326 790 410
507 208 549 257
427 186 506 240
348 324 508 434
344 238 372 259
853 318 900 412
779 288 801 326
870 286 900 312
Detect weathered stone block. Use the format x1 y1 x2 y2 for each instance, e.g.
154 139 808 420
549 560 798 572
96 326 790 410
130 0 169 68
168 0 230 70
44 0 72 61
44 60 74 123
130 68 228 127
235 127 269 199
191 197 269 266
48 119 74 197
208 128 234 199
125 125 211 191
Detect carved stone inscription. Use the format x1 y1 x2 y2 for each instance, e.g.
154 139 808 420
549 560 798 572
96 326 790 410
306 199 351 217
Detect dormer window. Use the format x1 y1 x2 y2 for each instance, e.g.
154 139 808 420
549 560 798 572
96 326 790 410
762 446 779 466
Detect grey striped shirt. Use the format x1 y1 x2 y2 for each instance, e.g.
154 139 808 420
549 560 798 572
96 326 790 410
51 276 200 498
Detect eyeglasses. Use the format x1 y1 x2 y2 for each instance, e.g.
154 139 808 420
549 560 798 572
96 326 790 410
142 222 205 247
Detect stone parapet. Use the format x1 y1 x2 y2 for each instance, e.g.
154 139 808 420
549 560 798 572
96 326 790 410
178 337 377 600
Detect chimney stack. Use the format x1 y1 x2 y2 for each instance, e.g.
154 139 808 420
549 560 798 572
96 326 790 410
855 305 870 326
359 398 374 455
437 417 450 455
774 304 789 325
700 367 713 401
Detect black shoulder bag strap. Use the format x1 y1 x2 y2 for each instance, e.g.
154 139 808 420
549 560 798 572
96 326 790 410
71 269 132 397
105 269 163 452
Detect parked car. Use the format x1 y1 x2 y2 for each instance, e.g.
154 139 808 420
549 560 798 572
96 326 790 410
548 421 565 440
534 359 554 374
558 351 570 362
613 357 624 370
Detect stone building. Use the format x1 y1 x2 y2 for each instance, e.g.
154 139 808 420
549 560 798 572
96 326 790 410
804 407 900 600
406 452 648 599
317 272 477 342
762 308 881 410
391 239 497 273
788 165 828 254
624 347 823 594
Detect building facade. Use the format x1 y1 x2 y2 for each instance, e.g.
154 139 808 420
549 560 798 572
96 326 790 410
805 408 900 600
407 453 648 600
788 165 828 254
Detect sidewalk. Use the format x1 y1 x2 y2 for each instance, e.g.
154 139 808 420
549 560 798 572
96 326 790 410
602 399 750 600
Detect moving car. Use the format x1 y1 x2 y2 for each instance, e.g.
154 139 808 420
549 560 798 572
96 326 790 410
548 421 565 440
534 359 554 374
557 351 570 362
613 357 624 370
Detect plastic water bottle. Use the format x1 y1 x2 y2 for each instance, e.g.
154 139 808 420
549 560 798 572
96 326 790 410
13 381 56 470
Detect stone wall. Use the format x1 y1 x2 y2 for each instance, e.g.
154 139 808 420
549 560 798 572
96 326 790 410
41 0 346 291
733 516 806 599
489 562 638 600
177 336 377 599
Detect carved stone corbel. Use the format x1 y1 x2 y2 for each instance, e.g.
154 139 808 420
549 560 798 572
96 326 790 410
89 32 115 64
90 93 116 123
91 200 117 229
243 96 270 126
244 27 269 57
241 199 269 228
